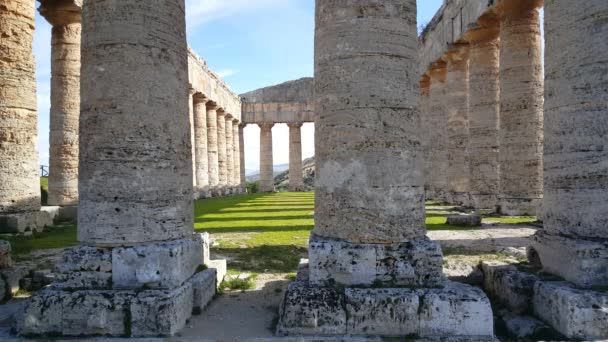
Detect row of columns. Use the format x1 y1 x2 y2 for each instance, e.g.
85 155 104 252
257 123 306 193
422 1 544 216
190 94 245 197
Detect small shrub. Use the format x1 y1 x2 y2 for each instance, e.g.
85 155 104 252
246 181 259 194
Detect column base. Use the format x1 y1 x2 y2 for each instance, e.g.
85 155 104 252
0 209 55 234
532 231 608 288
308 234 445 287
498 197 541 216
277 261 494 338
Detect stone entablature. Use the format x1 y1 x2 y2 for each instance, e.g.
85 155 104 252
241 77 314 124
188 48 241 120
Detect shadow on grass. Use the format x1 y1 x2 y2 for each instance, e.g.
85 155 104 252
1 221 78 256
195 224 313 234
197 215 313 222
214 244 306 273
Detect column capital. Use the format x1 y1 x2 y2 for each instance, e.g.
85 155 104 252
39 0 82 27
495 0 543 17
463 23 499 44
258 123 274 130
232 118 240 125
225 113 234 121
444 43 470 64
428 61 447 83
206 101 219 111
217 108 226 117
193 93 208 104
239 123 247 129
287 122 304 129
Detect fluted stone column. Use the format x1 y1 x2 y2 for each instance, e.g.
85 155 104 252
239 124 246 191
419 75 431 197
427 62 449 202
193 94 209 196
232 120 241 193
258 123 274 193
20 0 208 336
206 103 219 194
217 109 227 194
224 115 234 194
288 123 303 192
465 20 500 210
0 0 41 216
445 45 471 206
188 89 197 189
40 0 81 207
278 1 493 336
533 0 608 289
498 0 544 216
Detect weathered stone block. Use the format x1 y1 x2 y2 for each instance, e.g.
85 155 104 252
0 211 53 234
446 214 482 227
498 310 553 340
481 261 516 296
308 234 444 287
345 288 419 336
532 231 608 288
207 259 227 288
443 260 483 285
130 283 193 337
53 271 112 290
481 262 537 313
190 268 216 314
0 240 12 269
0 267 30 295
112 238 201 289
533 281 608 340
277 283 347 336
55 245 112 274
418 282 494 338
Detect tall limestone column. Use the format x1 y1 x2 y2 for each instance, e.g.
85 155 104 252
288 123 303 192
238 123 246 191
206 103 219 194
188 89 197 189
258 123 274 193
277 1 493 336
216 109 227 195
497 0 544 216
20 0 213 336
224 115 234 194
0 0 41 219
533 0 608 289
427 62 449 201
232 120 241 193
445 45 471 206
193 94 209 196
39 0 81 207
465 19 500 210
419 75 431 196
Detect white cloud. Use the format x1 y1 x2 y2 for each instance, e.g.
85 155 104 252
186 0 285 30
216 69 238 78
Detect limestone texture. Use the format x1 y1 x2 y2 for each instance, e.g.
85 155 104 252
40 0 82 207
207 103 219 191
0 0 41 214
537 0 608 287
497 0 544 216
533 281 608 340
193 95 209 192
465 22 500 210
259 123 274 192
225 115 234 190
426 63 449 201
445 45 470 206
78 0 193 245
481 262 537 314
217 110 227 191
314 0 424 243
288 123 304 191
232 120 241 191
238 124 246 188
419 75 431 194
190 268 216 315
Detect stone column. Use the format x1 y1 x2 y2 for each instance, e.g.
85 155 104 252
419 75 431 197
20 0 212 337
239 123 246 191
445 44 470 206
498 0 544 216
206 103 219 194
232 120 241 193
288 123 303 192
39 0 81 207
188 89 197 189
216 109 227 195
277 1 492 336
427 62 449 202
224 115 234 194
465 19 500 210
193 94 209 196
258 123 274 193
0 0 41 216
532 0 608 289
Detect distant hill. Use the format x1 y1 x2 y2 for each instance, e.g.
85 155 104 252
246 163 289 182
274 157 315 191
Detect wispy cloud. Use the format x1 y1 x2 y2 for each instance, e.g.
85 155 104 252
216 69 238 78
186 0 285 30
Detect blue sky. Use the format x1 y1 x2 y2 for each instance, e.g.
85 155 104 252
33 0 444 172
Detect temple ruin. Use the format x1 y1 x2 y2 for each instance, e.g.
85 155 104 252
0 0 606 340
